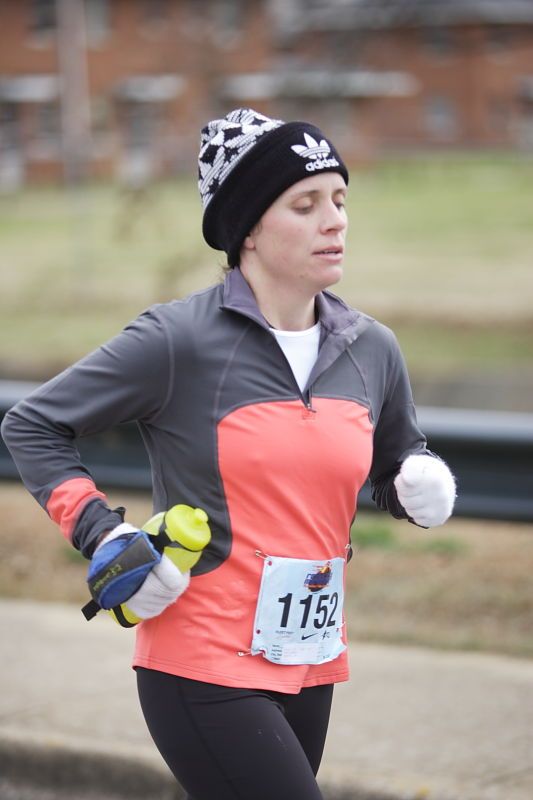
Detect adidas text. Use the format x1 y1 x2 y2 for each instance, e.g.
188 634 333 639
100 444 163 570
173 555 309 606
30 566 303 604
305 157 340 172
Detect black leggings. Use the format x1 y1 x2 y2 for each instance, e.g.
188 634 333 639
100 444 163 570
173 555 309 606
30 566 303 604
136 668 333 800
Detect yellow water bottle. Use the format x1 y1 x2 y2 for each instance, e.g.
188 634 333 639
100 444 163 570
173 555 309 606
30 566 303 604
109 504 211 628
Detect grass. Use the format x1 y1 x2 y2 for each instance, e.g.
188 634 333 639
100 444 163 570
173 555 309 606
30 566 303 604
337 154 533 322
1 483 531 659
345 511 533 658
1 155 532 379
351 517 468 557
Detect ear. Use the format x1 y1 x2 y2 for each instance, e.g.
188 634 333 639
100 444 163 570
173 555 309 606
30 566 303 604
242 233 256 252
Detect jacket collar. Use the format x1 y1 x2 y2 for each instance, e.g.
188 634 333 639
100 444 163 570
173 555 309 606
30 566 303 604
221 267 373 338
221 267 375 390
221 266 269 329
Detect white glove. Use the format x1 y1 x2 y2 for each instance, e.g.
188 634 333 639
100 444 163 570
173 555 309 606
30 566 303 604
394 454 456 527
96 523 190 619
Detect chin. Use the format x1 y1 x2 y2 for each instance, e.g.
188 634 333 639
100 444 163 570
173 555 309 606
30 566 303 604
318 265 343 291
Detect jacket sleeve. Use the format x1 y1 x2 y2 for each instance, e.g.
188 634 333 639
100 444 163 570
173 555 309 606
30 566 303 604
0 306 172 557
368 326 430 519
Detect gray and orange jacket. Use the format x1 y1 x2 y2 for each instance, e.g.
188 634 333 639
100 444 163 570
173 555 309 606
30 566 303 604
2 267 429 692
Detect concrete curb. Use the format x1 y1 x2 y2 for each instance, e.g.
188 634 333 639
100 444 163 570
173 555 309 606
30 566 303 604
0 735 425 800
0 736 182 800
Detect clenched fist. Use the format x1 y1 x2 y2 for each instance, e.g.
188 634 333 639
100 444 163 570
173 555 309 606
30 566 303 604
394 454 456 527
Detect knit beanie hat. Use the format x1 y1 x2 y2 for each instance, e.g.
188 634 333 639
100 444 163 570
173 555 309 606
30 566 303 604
198 108 349 267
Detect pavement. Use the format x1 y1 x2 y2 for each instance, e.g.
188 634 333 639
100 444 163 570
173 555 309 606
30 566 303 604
1 599 532 800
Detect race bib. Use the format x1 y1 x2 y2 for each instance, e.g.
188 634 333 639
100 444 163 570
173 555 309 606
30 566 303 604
250 554 346 666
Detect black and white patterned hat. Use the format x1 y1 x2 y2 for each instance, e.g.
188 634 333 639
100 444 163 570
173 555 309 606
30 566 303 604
198 108 349 267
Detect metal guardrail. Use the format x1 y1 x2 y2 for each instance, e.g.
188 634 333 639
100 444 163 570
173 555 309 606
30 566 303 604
1 380 532 522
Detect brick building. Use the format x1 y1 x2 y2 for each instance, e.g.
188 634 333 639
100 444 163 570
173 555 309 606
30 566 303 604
269 0 533 155
0 0 532 186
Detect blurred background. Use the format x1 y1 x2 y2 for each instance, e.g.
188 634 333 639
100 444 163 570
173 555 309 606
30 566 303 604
1 0 533 657
1 0 532 405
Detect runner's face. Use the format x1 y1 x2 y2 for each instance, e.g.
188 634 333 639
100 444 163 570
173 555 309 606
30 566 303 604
243 172 348 294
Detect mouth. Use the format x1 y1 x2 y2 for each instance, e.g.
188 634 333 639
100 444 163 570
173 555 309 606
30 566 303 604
314 244 344 254
313 246 344 260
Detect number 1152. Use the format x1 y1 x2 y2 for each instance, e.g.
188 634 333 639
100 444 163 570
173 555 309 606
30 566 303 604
277 592 338 630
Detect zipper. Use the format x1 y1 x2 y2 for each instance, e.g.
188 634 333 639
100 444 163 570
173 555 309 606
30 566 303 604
268 333 317 414
225 306 318 413
304 385 316 414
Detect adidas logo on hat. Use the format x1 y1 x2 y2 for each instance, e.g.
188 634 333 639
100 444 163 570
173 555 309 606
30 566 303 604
291 133 340 172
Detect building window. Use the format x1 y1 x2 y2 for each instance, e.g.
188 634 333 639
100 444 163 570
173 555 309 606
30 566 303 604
85 0 111 45
488 98 509 136
30 102 61 158
118 101 162 186
214 0 243 29
0 103 24 189
486 26 513 56
29 0 57 33
91 96 110 135
138 0 169 37
327 30 360 66
422 27 455 57
185 0 210 19
122 101 160 151
212 0 244 48
517 105 533 149
0 104 21 152
424 95 459 140
139 0 169 24
36 102 60 142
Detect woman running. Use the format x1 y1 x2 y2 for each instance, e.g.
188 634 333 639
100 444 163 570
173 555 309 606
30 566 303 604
1 108 456 800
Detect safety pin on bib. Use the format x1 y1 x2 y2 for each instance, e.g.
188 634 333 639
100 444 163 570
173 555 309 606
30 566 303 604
237 551 271 656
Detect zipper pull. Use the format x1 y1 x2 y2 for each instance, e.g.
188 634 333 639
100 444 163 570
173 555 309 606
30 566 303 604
302 387 316 418
302 402 316 420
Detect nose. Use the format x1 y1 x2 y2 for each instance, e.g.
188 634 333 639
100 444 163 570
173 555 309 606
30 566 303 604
320 200 347 233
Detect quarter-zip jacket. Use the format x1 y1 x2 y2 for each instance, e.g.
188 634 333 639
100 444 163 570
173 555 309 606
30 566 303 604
2 268 429 692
